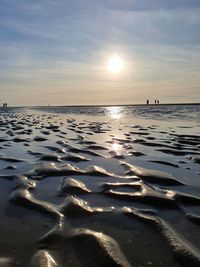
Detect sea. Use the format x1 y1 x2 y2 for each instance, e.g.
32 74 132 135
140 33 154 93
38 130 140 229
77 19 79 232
1 104 200 122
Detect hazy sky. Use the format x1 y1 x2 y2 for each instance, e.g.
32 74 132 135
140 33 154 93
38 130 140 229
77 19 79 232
1 0 200 105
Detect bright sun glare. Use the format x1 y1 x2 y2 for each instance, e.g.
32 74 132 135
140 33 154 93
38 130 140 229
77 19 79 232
107 55 124 73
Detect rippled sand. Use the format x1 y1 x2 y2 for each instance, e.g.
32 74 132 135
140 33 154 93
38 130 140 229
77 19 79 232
0 107 200 267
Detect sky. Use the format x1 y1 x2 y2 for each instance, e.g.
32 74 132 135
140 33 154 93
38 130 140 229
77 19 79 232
0 0 200 106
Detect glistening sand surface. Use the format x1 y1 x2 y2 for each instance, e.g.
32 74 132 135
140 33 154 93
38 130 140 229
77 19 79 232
0 105 199 267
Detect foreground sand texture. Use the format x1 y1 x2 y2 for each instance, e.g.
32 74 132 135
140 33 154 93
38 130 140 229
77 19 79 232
0 106 200 266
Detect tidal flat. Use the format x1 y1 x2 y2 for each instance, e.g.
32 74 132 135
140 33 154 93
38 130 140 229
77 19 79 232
0 105 199 267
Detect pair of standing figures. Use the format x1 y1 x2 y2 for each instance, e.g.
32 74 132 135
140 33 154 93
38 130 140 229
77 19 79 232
146 100 159 105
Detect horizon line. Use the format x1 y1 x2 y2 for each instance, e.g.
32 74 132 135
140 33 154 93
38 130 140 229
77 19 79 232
1 102 200 108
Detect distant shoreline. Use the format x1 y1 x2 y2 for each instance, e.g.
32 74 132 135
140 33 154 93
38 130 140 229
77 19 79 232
3 103 200 108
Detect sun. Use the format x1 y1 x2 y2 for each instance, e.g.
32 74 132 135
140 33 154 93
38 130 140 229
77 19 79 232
107 54 124 73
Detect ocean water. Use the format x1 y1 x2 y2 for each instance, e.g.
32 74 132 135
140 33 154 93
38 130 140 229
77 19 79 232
1 104 200 122
33 104 200 123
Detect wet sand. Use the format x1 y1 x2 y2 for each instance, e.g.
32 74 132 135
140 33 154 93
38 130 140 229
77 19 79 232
0 107 199 267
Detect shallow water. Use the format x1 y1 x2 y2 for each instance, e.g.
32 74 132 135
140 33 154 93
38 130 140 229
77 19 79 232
0 105 199 266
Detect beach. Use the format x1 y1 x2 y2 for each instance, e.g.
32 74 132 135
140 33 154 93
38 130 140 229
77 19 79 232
0 104 199 267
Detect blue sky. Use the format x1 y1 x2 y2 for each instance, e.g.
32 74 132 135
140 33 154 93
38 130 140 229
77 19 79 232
0 0 200 105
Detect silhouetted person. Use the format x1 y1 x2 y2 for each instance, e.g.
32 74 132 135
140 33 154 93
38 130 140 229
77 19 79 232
155 99 157 104
3 103 8 108
157 100 159 104
146 100 149 105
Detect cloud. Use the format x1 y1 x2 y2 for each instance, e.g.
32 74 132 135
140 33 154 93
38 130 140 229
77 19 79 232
104 0 200 12
0 0 200 105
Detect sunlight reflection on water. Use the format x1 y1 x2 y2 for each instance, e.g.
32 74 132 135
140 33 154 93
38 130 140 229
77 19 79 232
111 142 122 152
105 106 124 119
